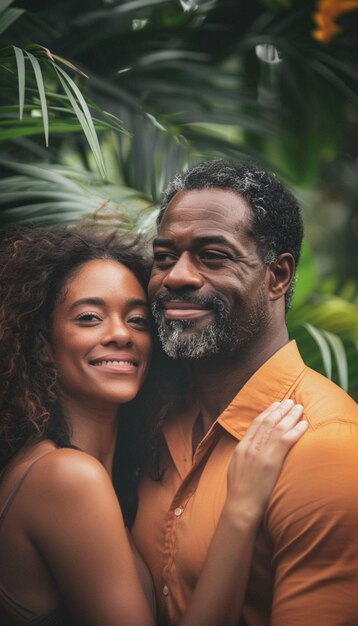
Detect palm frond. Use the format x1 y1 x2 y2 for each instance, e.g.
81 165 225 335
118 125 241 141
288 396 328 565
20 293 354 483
0 45 125 176
25 50 49 146
53 63 105 177
289 322 358 399
0 0 24 36
0 161 157 232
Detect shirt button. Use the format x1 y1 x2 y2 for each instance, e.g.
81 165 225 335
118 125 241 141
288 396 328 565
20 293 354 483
174 506 183 517
163 585 169 596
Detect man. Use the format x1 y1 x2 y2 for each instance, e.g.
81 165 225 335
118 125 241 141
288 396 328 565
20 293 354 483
132 160 358 625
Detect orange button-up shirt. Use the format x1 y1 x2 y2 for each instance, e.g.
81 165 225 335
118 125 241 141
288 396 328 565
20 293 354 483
132 341 358 626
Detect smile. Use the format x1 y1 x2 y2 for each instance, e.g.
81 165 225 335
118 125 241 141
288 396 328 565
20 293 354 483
89 354 139 374
91 359 137 367
163 302 212 320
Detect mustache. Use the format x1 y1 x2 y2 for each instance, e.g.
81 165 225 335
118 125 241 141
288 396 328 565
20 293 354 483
151 290 227 312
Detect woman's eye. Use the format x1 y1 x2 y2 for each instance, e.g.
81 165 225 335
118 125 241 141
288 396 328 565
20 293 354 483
76 312 101 323
128 316 149 329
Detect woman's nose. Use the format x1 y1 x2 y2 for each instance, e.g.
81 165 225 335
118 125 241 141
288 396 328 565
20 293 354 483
102 318 132 346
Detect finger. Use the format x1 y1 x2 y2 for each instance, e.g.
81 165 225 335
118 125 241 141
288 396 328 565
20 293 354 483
269 404 304 437
250 403 303 452
245 399 296 445
244 401 287 442
281 419 308 445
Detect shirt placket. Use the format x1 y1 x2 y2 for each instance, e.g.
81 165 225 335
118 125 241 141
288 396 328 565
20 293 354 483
161 424 221 618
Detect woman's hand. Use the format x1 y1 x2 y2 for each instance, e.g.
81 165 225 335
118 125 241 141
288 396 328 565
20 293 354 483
180 400 307 626
225 400 308 523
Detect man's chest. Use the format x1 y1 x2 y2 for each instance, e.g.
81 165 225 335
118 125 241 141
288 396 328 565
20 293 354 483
132 434 273 625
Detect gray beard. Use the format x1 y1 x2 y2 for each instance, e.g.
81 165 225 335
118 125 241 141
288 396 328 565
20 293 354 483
151 290 269 360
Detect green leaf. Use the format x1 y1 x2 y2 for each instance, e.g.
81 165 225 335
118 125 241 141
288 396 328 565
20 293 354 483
0 0 16 11
304 323 332 380
77 0 170 24
0 44 18 63
53 64 106 178
311 59 358 106
290 240 317 308
0 7 24 35
13 46 25 120
51 53 88 78
0 161 89 189
322 331 349 392
287 294 358 338
0 161 156 229
0 123 100 141
25 51 49 147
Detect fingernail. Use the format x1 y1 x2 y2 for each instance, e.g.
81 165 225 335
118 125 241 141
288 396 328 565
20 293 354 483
281 399 294 407
291 404 303 415
296 420 308 430
271 401 281 408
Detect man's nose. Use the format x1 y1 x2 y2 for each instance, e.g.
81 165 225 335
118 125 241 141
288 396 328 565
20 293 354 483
163 252 204 290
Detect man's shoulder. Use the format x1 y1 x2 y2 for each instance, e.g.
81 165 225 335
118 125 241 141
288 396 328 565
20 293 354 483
292 364 358 429
268 367 358 535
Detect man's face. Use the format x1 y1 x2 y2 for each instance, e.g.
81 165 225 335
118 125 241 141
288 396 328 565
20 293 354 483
149 188 271 360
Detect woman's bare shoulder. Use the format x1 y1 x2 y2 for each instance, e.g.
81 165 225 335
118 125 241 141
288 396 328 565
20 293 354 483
1 443 98 498
27 446 113 495
22 447 123 542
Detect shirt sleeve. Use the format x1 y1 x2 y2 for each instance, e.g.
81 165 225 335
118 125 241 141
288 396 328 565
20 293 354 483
267 420 358 626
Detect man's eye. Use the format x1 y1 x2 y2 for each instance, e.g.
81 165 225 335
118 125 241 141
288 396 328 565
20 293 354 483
153 252 177 265
76 312 101 323
200 251 230 262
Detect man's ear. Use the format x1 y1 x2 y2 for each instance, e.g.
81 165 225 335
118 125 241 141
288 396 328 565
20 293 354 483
267 253 295 301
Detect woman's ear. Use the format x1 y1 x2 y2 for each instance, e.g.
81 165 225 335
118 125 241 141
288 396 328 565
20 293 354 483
39 338 54 364
267 253 295 301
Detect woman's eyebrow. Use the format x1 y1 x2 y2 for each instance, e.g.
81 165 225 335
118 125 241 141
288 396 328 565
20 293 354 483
126 298 149 309
69 297 148 312
69 297 104 311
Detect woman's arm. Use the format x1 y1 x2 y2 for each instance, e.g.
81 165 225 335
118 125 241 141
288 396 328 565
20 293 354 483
27 449 156 626
180 400 307 626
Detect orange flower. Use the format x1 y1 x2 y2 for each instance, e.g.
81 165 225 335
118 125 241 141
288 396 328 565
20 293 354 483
312 0 358 42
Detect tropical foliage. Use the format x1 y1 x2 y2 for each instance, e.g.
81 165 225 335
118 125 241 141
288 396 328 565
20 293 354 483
0 0 357 398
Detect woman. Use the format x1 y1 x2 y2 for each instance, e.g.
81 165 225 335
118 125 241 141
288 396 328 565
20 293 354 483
0 227 307 626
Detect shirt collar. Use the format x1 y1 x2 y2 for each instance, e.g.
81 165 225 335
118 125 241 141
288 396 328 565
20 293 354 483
217 340 306 440
162 341 306 470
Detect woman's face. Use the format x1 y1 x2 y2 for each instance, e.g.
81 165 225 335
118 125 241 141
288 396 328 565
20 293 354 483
50 259 152 411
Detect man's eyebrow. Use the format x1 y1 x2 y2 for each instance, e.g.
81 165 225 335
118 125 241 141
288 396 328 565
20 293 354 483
193 235 236 247
153 237 173 248
68 297 148 311
153 235 239 251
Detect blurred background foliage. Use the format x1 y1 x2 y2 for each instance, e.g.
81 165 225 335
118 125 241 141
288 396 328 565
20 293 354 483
0 0 357 398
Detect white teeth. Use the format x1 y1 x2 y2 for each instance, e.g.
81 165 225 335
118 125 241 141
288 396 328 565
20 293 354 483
92 360 135 366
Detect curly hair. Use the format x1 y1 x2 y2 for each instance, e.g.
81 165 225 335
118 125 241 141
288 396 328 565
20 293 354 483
157 159 304 311
0 226 152 471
